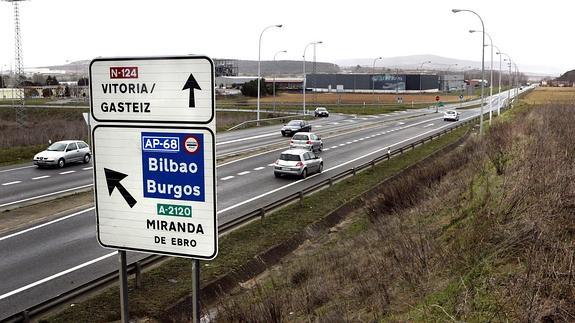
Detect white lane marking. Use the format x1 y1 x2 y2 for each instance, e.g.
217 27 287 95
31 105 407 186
267 163 275 167
82 167 93 170
0 207 95 242
217 117 467 216
0 184 93 209
330 146 338 149
0 165 36 173
0 251 117 301
323 148 330 151
32 175 50 180
344 120 355 123
353 140 359 142
216 132 276 146
237 171 250 176
315 125 323 128
359 138 365 141
330 122 340 125
2 181 21 186
346 142 352 144
339 144 345 146
401 111 408 113
253 167 265 171
396 122 405 125
59 171 76 175
221 176 234 181
423 123 434 128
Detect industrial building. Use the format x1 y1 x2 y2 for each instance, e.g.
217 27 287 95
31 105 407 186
305 73 444 93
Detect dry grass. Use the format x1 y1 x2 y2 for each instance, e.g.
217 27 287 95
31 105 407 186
523 87 575 105
214 96 575 321
0 107 88 148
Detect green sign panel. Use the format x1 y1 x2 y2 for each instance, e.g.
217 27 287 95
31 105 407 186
157 203 192 218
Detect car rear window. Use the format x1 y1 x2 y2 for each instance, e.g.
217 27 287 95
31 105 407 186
292 134 308 140
280 153 301 161
287 120 301 126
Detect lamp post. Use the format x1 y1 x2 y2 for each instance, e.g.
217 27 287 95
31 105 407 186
493 48 504 115
500 53 512 108
272 50 287 111
302 41 322 116
372 56 382 99
257 24 283 122
470 29 493 125
418 60 431 94
452 8 485 136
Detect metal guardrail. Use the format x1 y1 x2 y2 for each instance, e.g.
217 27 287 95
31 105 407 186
226 113 309 131
5 90 531 322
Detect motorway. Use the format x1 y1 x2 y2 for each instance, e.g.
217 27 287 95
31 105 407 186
0 87 533 319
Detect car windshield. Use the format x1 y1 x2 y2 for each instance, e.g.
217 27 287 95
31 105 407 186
280 153 301 161
292 134 308 140
317 108 326 111
287 120 301 126
46 142 67 151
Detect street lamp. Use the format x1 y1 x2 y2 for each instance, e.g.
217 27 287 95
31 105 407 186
302 41 322 116
272 50 287 111
500 53 513 109
257 24 283 122
418 60 431 94
470 29 493 125
452 8 486 136
372 56 382 99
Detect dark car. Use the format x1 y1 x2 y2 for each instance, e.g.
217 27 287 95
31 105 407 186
314 107 329 117
281 120 312 137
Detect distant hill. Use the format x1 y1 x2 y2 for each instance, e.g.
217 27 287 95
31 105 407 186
555 70 575 82
233 59 340 76
41 59 340 77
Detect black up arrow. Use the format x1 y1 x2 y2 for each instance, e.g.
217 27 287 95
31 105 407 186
182 73 202 108
104 168 137 208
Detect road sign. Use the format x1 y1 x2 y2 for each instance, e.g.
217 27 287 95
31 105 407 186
435 95 440 102
90 57 214 124
90 56 217 259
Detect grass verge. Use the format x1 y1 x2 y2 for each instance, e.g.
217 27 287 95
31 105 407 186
44 123 471 322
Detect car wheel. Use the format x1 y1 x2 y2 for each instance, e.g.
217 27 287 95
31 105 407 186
319 144 323 152
301 168 307 179
274 172 281 178
83 154 91 164
281 132 286 137
318 163 323 174
58 158 65 168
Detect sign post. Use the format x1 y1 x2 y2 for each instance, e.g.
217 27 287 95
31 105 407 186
89 56 217 322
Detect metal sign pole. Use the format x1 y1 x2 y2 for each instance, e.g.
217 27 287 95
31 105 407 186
119 250 129 323
192 259 200 323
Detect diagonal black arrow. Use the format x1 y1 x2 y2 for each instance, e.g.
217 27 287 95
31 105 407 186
104 168 137 208
182 73 202 108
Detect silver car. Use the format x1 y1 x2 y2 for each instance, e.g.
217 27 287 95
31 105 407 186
289 132 323 153
33 140 91 168
274 149 323 178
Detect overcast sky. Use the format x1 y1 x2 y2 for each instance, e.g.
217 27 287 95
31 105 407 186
0 0 572 75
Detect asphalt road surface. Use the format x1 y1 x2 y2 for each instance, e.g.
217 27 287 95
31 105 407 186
0 86 534 319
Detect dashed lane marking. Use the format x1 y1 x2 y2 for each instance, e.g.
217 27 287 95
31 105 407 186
237 171 250 176
82 167 93 170
59 171 76 175
221 176 234 181
2 181 21 186
32 176 50 180
253 167 265 171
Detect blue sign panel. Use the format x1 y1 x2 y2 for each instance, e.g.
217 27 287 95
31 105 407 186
142 132 205 202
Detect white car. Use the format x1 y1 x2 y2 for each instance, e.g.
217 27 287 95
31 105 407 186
274 149 323 178
443 110 459 121
33 140 91 168
289 132 323 153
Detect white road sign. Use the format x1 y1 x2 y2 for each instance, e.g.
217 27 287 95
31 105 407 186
90 56 217 259
90 56 214 124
